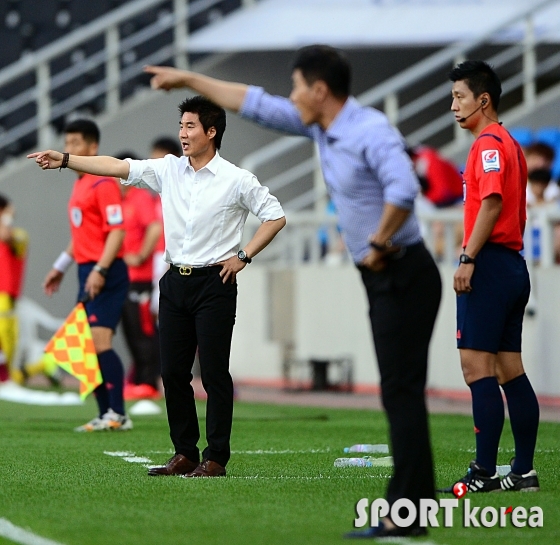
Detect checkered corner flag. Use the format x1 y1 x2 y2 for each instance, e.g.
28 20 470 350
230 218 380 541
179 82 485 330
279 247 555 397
43 301 101 400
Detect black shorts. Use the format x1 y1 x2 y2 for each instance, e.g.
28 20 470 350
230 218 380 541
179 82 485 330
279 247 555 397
78 259 129 331
456 243 530 354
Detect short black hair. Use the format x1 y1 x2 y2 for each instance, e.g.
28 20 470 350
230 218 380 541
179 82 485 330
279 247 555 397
151 136 182 157
292 45 351 99
525 142 555 162
449 60 502 111
64 118 100 144
178 96 226 150
0 193 9 211
114 150 139 161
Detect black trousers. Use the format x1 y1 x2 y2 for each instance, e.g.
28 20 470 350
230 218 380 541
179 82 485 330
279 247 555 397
121 281 160 388
158 267 236 467
359 242 442 509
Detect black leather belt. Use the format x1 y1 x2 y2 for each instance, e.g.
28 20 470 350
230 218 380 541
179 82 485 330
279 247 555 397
169 264 220 276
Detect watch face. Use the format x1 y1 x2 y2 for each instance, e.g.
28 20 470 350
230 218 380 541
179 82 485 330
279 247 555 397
238 250 246 260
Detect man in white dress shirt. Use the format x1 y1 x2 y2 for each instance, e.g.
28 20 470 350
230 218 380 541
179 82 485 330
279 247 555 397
28 96 286 478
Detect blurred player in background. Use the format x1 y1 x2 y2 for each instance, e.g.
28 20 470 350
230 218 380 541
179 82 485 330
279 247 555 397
0 194 28 385
148 137 182 318
42 119 131 432
115 151 163 401
407 145 464 261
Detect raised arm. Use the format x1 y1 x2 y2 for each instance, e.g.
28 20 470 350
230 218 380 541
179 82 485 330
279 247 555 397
27 150 130 179
144 66 248 112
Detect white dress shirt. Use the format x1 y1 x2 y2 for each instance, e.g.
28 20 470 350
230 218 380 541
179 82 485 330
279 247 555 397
122 152 284 266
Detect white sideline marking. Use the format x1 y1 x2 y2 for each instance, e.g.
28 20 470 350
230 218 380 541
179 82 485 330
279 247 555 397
0 518 65 545
104 451 154 465
103 451 391 478
122 457 152 463
146 448 333 455
228 474 391 480
232 448 331 454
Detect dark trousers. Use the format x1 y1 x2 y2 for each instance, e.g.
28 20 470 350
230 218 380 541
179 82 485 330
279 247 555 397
359 242 442 509
121 281 160 388
158 267 236 467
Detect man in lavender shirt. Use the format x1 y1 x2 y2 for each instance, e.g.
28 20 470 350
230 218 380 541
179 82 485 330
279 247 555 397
145 45 441 538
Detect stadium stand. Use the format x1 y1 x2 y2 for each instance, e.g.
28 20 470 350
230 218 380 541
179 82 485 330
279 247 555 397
0 0 246 163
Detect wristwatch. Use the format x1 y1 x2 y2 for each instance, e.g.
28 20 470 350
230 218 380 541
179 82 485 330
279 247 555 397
237 250 252 264
93 264 109 277
370 239 393 252
459 253 476 265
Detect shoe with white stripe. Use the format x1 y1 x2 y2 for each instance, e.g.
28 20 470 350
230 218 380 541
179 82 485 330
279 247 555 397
438 460 501 493
101 408 133 431
74 415 105 432
74 409 133 432
501 469 540 492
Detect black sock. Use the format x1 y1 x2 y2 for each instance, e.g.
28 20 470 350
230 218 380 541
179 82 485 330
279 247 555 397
469 376 504 475
502 374 539 475
93 383 109 417
97 349 125 416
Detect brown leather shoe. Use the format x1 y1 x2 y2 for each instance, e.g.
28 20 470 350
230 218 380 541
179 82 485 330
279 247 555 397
148 454 198 476
182 459 226 478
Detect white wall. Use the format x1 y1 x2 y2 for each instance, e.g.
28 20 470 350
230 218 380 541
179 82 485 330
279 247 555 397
230 263 560 398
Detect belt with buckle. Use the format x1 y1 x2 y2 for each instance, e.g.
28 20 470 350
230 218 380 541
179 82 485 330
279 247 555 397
170 264 219 277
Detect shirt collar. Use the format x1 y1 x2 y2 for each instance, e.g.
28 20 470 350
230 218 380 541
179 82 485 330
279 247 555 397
324 97 360 141
184 151 221 175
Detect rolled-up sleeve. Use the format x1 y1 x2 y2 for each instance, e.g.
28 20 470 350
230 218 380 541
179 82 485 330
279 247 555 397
240 86 313 138
364 122 419 210
239 173 285 222
120 158 163 193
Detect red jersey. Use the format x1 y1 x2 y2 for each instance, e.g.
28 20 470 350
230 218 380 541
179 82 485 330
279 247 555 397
122 187 159 282
154 196 165 254
0 228 28 298
68 174 124 264
462 123 527 251
413 147 463 207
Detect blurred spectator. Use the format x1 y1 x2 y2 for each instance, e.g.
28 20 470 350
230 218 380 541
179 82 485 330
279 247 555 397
407 145 463 207
0 195 28 385
524 142 560 266
525 142 558 205
407 145 463 261
116 151 163 401
318 199 347 265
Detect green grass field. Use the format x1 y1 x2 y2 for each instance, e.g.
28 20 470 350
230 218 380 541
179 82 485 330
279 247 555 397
1 396 558 545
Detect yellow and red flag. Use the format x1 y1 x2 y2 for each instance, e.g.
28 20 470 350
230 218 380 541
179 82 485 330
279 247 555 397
43 302 101 400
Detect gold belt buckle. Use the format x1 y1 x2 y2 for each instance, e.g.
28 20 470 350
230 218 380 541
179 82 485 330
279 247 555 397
179 266 192 276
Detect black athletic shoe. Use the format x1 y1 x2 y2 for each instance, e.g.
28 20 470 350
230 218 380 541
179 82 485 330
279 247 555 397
501 469 540 492
438 460 501 493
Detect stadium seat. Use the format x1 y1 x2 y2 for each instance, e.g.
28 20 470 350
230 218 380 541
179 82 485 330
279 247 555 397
534 126 560 148
509 127 533 147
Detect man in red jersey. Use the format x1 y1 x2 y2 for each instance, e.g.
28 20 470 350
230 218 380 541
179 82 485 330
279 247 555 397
42 119 132 432
439 61 540 494
0 194 28 384
116 151 163 400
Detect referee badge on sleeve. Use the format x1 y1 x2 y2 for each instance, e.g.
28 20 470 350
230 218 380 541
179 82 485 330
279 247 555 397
106 204 123 225
481 150 500 172
71 207 82 227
